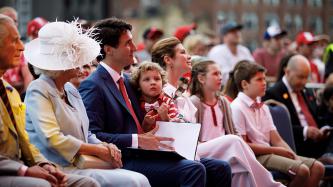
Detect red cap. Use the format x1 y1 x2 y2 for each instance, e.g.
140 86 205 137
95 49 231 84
296 32 319 46
173 23 197 42
143 27 164 40
27 17 48 37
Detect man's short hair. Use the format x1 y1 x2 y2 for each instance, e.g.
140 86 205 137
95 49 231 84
234 61 266 91
93 17 132 61
0 15 14 46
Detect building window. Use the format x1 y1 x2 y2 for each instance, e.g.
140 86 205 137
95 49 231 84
243 0 258 4
216 11 236 22
294 15 303 31
242 12 258 30
329 19 333 36
309 16 322 33
284 14 293 30
308 0 322 7
287 0 303 5
263 0 279 5
264 13 279 27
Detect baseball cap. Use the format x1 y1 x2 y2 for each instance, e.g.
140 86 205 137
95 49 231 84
296 32 319 46
173 23 197 42
263 25 287 40
27 17 48 37
220 21 243 35
143 27 164 40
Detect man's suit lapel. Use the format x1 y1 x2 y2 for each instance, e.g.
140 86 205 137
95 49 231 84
124 75 144 122
279 81 299 121
97 66 131 114
0 100 17 135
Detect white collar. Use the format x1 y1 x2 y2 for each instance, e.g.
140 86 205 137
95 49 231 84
100 61 123 83
163 83 177 98
282 76 294 93
237 92 261 108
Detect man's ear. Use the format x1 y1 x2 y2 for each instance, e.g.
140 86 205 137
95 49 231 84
241 80 248 91
103 45 113 56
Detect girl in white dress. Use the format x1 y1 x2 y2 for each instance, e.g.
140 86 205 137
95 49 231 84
190 59 285 187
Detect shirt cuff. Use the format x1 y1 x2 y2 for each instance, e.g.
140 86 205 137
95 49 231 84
303 126 308 141
131 134 138 148
18 165 28 176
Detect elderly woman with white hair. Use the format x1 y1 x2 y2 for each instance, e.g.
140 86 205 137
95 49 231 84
23 20 150 187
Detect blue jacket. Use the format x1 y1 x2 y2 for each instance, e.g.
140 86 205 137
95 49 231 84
79 65 144 148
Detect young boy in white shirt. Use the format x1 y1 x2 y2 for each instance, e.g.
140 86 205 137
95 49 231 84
230 62 324 187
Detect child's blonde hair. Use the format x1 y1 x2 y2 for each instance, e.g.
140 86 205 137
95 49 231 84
130 61 168 91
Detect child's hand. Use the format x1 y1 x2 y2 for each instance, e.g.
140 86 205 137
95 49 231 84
157 103 170 121
273 147 296 160
142 110 158 132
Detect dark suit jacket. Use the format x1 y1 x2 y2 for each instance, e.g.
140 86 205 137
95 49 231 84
263 80 325 157
79 65 144 148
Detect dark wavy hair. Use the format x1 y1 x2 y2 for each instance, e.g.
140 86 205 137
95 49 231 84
93 17 132 61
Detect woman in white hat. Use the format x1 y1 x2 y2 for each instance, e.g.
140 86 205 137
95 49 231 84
23 20 150 187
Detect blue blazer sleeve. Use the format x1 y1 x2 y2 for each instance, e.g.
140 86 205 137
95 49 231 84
79 78 132 148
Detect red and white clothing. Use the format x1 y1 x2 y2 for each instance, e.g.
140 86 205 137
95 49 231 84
140 92 179 121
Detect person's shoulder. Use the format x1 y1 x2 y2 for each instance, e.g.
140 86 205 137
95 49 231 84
253 48 266 56
238 45 252 53
208 44 225 55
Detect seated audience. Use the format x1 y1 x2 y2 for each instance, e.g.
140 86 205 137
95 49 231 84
263 55 333 159
253 25 287 82
0 14 98 187
79 18 231 187
208 21 253 85
230 62 324 187
24 20 150 187
151 38 282 187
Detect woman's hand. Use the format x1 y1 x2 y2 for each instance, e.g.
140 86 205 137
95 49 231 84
95 143 123 169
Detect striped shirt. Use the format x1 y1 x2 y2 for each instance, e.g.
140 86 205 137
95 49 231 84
140 92 179 121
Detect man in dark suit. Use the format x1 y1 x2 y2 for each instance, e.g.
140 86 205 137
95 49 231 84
263 54 332 158
79 17 231 187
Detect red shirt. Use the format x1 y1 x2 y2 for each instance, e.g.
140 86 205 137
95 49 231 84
253 48 285 77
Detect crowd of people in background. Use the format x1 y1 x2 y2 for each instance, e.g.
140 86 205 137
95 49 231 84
2 4 333 187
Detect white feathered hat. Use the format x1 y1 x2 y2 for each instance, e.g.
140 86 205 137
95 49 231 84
24 20 100 71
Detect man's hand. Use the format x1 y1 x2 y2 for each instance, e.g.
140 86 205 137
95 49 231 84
25 165 58 186
307 127 324 141
138 125 174 151
272 147 297 160
42 164 67 187
157 103 170 121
